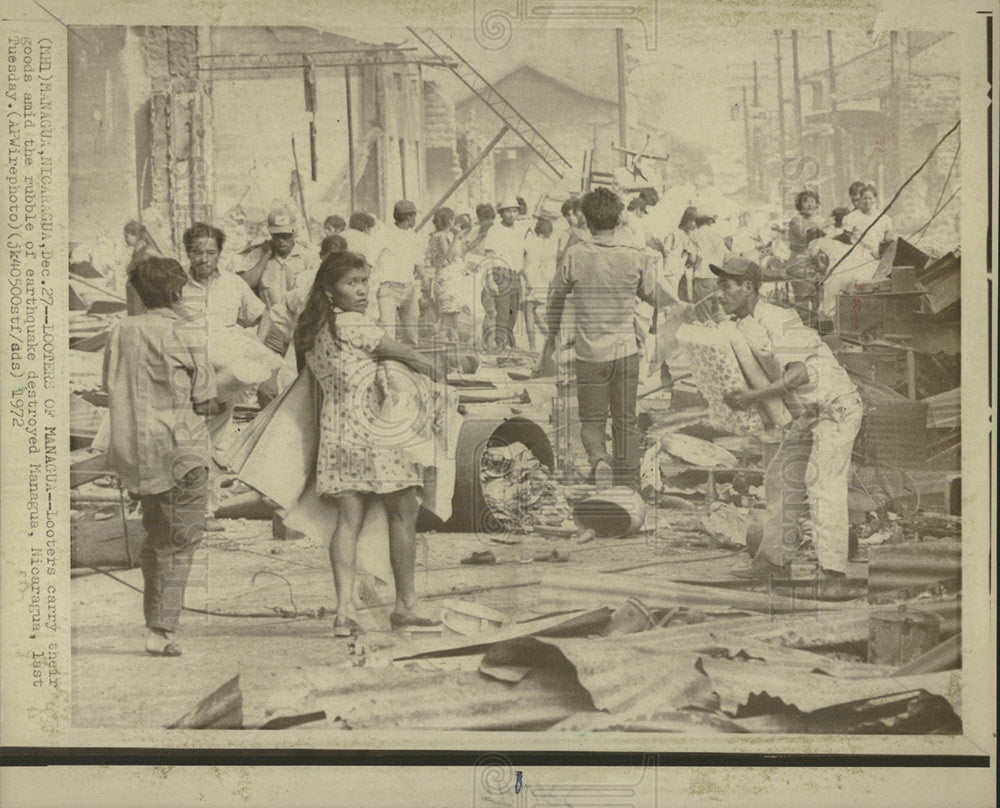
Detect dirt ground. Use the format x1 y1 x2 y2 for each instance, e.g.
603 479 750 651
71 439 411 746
71 515 798 729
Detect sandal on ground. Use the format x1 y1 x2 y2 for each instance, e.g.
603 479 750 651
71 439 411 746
389 611 442 629
333 616 366 638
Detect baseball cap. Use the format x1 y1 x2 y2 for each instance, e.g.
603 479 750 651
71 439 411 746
394 200 417 218
267 212 297 234
709 256 761 286
678 206 699 228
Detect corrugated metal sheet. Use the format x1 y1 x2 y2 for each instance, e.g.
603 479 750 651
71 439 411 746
868 541 961 595
924 387 961 428
483 630 961 722
701 660 961 716
855 400 931 466
482 636 719 715
264 607 960 731
274 663 592 731
393 608 611 661
530 569 860 616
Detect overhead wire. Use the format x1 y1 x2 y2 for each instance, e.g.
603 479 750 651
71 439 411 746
909 133 961 244
911 188 961 246
821 119 960 284
819 136 961 283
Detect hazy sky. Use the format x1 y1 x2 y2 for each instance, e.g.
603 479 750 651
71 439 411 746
333 23 886 151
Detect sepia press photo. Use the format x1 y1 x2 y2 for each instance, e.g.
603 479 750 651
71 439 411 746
0 0 996 800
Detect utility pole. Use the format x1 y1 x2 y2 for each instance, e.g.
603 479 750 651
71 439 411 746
827 30 844 199
791 30 803 148
742 85 753 201
616 28 628 164
752 60 759 106
890 30 897 84
775 30 787 205
344 66 356 213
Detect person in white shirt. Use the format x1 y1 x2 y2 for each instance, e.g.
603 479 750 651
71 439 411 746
372 200 424 346
342 212 375 263
481 198 527 350
714 257 862 580
842 184 894 258
177 223 277 510
521 217 557 351
688 213 731 302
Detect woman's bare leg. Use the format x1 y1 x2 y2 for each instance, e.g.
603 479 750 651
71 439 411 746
329 492 365 621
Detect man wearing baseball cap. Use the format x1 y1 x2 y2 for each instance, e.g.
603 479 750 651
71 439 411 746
371 200 424 346
711 256 862 581
240 210 318 358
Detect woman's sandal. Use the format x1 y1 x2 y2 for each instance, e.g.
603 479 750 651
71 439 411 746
333 616 366 638
389 611 442 629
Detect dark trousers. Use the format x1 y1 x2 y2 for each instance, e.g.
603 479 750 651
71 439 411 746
139 467 208 632
576 353 641 489
481 266 520 349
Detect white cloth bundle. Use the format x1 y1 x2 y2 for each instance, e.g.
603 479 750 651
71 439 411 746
209 324 284 402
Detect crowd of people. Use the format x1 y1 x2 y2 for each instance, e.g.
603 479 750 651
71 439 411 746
105 176 893 653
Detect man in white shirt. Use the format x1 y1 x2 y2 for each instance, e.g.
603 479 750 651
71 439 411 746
177 223 275 508
688 214 731 302
481 198 527 349
372 200 424 346
178 223 265 330
713 257 862 580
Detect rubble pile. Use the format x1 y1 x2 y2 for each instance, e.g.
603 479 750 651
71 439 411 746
479 442 574 532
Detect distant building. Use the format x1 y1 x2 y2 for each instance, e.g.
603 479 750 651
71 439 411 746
454 64 669 210
799 32 959 240
68 26 443 250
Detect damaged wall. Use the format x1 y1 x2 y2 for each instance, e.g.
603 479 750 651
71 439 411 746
143 26 213 253
422 80 460 209
68 27 149 248
887 73 961 245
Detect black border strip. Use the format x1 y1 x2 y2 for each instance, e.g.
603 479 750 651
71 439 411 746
0 748 990 767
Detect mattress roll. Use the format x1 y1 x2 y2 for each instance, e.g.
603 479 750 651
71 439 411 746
717 319 792 428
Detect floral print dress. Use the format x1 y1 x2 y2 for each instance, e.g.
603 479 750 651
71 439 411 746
306 309 423 495
427 230 464 314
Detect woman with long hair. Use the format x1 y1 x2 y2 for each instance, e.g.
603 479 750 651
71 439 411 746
293 251 444 636
426 207 464 342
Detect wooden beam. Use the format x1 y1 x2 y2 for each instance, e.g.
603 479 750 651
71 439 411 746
415 124 509 231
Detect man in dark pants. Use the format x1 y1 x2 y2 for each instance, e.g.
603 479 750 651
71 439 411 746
138 466 209 645
103 257 223 656
542 187 658 490
482 197 526 350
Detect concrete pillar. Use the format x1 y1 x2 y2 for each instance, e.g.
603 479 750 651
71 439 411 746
142 26 213 253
